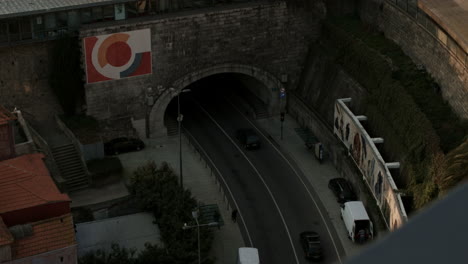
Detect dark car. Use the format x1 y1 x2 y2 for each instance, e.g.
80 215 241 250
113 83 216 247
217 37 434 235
104 137 145 155
300 231 323 261
328 178 357 203
236 129 260 149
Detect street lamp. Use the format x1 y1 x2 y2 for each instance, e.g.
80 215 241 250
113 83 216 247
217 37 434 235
182 210 219 264
169 88 191 190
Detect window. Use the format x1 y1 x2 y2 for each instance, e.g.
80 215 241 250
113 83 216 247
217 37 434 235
57 12 68 28
0 22 8 43
103 5 115 20
114 4 126 20
19 17 32 40
33 16 45 39
126 2 138 18
92 7 103 21
81 9 92 24
44 13 56 30
68 11 80 29
8 20 20 41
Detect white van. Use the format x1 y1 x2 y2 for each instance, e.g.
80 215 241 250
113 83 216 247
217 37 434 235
236 247 260 264
340 201 373 243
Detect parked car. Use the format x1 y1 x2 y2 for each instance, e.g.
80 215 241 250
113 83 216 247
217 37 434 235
328 178 357 203
236 129 260 150
104 137 145 155
300 231 323 261
341 201 373 243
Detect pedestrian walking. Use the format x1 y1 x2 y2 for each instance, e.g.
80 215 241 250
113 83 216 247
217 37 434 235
231 209 238 223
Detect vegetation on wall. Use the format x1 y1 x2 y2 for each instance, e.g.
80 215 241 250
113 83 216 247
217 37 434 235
79 162 215 264
322 16 468 210
49 35 84 116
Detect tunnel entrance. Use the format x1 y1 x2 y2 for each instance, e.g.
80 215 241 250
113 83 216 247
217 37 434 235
149 64 285 138
164 73 275 136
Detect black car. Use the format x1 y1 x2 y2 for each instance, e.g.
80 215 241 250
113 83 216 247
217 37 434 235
104 137 145 155
328 178 357 203
300 231 323 261
236 129 260 149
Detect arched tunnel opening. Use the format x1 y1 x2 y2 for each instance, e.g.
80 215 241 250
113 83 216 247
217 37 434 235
164 73 275 136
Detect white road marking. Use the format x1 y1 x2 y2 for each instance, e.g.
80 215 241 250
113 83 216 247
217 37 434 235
227 100 343 264
183 129 254 247
195 101 300 264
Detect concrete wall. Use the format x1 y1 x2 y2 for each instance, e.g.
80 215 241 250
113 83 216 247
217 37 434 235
80 1 317 137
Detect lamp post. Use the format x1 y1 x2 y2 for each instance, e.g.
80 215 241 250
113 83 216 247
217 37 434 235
182 210 219 264
170 88 191 190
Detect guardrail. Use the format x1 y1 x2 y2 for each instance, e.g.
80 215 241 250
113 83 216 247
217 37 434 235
182 127 235 212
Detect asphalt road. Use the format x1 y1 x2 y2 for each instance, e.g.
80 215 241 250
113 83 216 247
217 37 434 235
182 92 345 264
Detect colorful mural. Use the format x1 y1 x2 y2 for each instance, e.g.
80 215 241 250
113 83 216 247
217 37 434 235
334 99 407 230
84 29 152 83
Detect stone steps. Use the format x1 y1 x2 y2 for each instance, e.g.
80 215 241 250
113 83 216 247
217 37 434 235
51 144 89 192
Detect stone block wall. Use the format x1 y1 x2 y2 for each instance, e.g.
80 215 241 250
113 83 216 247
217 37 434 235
357 0 468 120
81 2 316 129
0 42 63 122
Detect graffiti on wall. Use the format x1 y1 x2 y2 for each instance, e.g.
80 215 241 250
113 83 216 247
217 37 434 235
84 28 152 83
334 99 407 230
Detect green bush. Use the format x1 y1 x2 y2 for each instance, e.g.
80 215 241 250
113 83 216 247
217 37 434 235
80 162 215 264
129 161 214 264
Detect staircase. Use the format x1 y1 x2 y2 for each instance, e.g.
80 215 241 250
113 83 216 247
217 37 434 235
165 116 179 136
51 144 89 192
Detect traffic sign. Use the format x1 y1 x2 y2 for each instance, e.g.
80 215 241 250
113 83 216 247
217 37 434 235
280 88 286 98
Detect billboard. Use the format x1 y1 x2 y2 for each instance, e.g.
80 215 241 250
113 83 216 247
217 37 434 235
84 28 152 84
334 99 407 230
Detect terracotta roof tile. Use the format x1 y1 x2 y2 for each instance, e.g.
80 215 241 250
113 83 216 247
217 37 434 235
0 154 70 213
0 105 16 126
11 214 76 259
0 217 13 246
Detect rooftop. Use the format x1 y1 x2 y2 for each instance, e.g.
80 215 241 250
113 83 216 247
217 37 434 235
0 105 16 126
0 153 70 213
0 0 129 19
419 0 468 53
11 213 76 259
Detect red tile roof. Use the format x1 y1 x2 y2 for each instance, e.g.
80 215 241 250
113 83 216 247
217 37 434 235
11 213 76 259
0 153 70 213
0 105 16 126
0 217 14 246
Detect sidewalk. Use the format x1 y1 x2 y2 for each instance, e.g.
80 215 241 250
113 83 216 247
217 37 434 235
119 137 246 263
256 116 366 260
69 114 368 263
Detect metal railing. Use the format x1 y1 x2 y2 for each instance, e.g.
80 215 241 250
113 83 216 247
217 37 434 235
0 0 267 46
182 127 234 212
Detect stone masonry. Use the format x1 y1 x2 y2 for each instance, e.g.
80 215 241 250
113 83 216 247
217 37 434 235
80 1 318 137
373 1 467 120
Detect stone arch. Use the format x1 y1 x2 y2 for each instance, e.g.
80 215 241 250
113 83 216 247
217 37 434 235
149 63 285 138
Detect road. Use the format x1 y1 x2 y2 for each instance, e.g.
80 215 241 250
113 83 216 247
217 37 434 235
182 90 345 264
